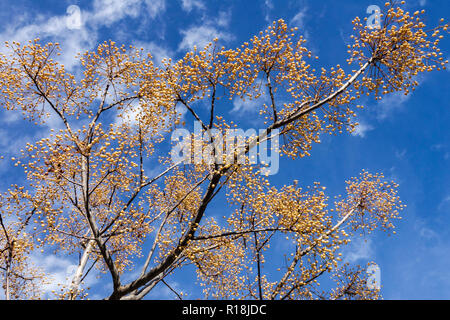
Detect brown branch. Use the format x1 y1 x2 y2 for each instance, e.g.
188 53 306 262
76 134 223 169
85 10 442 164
266 72 277 123
253 222 263 300
191 227 299 241
161 279 183 300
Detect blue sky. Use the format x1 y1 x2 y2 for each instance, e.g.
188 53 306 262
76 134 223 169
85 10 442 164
0 0 449 299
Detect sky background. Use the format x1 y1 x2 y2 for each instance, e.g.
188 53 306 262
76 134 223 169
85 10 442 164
0 0 449 299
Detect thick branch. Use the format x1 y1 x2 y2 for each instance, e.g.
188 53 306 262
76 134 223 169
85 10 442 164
69 240 94 300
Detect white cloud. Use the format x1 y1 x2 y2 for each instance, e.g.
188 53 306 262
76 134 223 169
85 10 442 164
395 149 407 159
414 219 439 240
231 90 268 114
344 238 374 263
29 252 99 298
438 195 450 211
178 25 233 51
351 121 374 138
91 0 146 26
290 6 312 46
419 226 438 240
0 13 96 70
217 10 232 28
146 280 184 299
180 0 205 12
264 0 274 23
114 102 144 127
145 0 166 19
0 125 41 157
291 7 308 29
178 9 233 52
1 108 22 124
90 0 166 27
134 40 174 66
0 1 166 70
376 92 410 120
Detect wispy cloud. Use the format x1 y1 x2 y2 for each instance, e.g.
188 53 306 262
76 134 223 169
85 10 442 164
30 252 99 299
180 0 205 12
0 13 95 70
395 149 407 159
289 5 314 50
91 0 142 26
217 10 232 28
179 25 230 51
91 0 166 24
438 195 450 211
133 40 174 66
0 0 166 70
414 218 439 241
145 0 166 19
344 238 374 263
376 92 411 120
351 121 374 138
231 90 268 114
146 280 184 299
178 13 234 52
430 143 450 160
291 7 308 29
264 0 274 23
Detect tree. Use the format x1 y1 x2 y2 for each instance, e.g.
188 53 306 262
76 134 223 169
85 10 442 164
0 2 447 300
